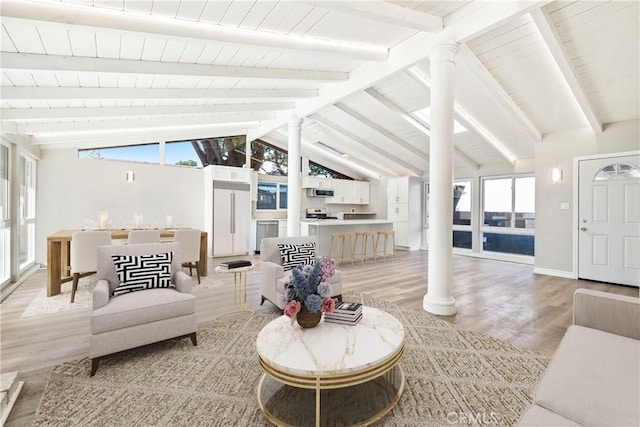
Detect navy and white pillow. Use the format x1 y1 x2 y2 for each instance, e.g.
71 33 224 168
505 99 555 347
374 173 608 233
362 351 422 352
278 242 316 271
111 252 175 296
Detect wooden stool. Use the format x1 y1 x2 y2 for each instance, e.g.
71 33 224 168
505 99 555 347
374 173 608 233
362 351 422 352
376 230 397 262
328 232 354 267
354 231 377 265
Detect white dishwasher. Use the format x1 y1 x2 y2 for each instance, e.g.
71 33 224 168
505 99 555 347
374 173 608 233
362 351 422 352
256 221 279 254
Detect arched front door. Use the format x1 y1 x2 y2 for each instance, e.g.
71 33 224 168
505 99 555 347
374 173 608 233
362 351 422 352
578 153 640 287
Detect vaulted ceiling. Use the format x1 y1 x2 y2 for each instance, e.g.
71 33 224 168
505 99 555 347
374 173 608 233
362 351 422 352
1 0 638 179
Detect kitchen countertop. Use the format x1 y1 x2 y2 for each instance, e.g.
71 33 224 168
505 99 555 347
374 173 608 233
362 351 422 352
303 219 391 226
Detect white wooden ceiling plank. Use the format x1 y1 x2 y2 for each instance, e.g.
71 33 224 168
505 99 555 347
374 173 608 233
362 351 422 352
193 77 215 89
160 39 188 62
68 29 96 57
563 19 638 59
178 42 206 63
117 74 138 88
77 71 100 87
176 0 207 21
479 38 547 67
96 33 121 59
198 1 232 25
220 1 257 27
1 72 15 87
195 45 223 64
553 1 635 34
33 26 71 56
123 0 153 15
531 7 602 133
94 1 125 11
53 72 79 87
119 34 145 60
470 19 537 57
287 7 329 37
547 0 609 24
308 1 442 32
150 76 170 88
556 7 639 43
1 25 18 52
224 49 254 67
150 0 181 18
273 4 315 34
28 70 58 87
3 23 46 54
213 46 240 65
140 38 167 61
238 1 278 30
98 73 119 88
3 69 34 86
45 100 68 108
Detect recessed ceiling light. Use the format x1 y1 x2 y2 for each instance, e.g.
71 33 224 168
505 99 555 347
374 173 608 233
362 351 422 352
314 141 349 158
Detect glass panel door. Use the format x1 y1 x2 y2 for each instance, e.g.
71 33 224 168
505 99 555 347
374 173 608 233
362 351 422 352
19 155 36 271
0 144 10 285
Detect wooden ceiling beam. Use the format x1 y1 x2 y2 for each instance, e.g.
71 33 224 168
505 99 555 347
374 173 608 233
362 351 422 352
364 87 480 169
310 113 423 176
405 69 516 165
2 52 348 82
1 0 387 61
1 87 317 101
333 102 429 161
307 1 442 32
1 103 294 121
457 44 542 142
530 8 602 133
18 112 273 134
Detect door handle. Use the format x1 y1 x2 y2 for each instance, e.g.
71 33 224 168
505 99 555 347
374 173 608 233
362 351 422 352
580 227 587 231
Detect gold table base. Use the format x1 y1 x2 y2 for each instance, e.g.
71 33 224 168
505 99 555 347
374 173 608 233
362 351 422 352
257 345 405 426
214 266 254 321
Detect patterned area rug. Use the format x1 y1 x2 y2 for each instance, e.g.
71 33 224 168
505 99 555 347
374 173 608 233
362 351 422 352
21 274 225 318
33 292 549 426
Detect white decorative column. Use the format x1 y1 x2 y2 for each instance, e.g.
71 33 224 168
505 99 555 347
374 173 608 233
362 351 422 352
423 43 458 316
287 116 303 236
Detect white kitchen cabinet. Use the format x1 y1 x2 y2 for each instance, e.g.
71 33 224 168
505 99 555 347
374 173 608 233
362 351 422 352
325 179 369 205
210 165 251 183
387 177 421 250
302 176 333 189
278 220 288 237
352 180 370 204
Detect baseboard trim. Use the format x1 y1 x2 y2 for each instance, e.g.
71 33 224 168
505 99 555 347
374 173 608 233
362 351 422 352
533 267 576 279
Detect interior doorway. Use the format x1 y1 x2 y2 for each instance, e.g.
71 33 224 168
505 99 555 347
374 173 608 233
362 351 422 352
577 153 640 287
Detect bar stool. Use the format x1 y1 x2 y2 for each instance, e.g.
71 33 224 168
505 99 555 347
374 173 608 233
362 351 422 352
376 230 397 262
354 231 377 265
328 232 354 267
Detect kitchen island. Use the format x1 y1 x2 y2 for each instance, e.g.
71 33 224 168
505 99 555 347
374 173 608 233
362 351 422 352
300 219 394 260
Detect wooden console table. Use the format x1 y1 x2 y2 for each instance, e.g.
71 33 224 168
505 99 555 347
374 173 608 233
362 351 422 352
46 229 208 297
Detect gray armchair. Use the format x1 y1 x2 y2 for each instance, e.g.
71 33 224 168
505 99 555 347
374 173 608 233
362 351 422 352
90 242 197 376
260 236 343 310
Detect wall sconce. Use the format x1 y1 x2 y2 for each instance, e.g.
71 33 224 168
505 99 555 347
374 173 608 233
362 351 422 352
126 171 135 182
551 167 563 184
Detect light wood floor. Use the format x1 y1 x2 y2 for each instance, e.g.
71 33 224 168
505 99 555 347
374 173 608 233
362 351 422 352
2 250 637 426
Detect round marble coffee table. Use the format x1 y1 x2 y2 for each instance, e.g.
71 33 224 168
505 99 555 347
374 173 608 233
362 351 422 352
256 306 405 426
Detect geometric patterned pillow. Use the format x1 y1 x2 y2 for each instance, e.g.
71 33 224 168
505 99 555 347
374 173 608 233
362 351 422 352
111 252 175 296
278 242 316 271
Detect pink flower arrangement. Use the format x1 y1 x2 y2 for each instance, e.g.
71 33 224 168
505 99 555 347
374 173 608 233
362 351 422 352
283 257 336 318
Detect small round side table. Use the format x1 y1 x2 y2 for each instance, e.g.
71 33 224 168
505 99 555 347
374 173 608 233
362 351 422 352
214 265 255 321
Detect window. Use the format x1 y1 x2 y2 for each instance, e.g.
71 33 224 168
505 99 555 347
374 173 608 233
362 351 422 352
78 143 159 163
453 180 472 249
165 141 200 167
1 143 10 285
309 161 352 180
257 181 288 210
482 175 535 256
19 155 36 270
593 163 640 181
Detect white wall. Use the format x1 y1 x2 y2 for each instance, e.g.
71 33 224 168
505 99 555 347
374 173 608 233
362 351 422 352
534 119 640 275
36 149 203 264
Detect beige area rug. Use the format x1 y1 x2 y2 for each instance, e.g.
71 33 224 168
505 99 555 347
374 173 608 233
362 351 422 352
21 273 225 318
33 292 549 426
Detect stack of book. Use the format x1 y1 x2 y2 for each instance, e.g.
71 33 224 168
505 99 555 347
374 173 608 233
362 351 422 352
218 260 252 270
324 301 363 325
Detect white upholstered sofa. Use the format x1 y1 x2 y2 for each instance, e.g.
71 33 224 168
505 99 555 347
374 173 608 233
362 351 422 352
518 288 639 426
90 242 197 376
260 236 343 310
